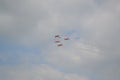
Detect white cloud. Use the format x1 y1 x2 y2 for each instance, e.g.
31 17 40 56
0 64 89 80
42 42 103 70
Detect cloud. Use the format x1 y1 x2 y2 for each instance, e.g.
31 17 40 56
0 0 120 80
0 64 89 80
42 42 103 70
0 0 97 45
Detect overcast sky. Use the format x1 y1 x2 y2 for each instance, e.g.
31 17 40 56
0 0 120 80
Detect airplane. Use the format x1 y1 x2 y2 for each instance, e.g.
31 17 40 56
57 43 63 46
64 37 70 40
55 40 60 43
55 35 61 38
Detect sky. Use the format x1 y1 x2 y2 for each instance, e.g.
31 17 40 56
0 0 120 80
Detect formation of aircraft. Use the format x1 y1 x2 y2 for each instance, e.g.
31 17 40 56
54 35 70 47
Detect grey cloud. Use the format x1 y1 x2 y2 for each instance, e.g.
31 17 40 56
0 0 97 45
